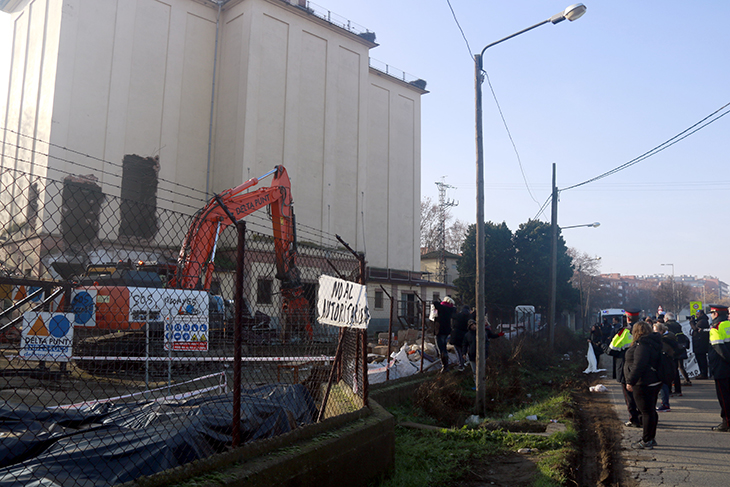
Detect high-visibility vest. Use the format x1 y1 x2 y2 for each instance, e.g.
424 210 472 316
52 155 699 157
709 320 730 346
609 327 633 352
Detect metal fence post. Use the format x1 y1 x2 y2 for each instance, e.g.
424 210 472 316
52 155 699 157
232 220 246 447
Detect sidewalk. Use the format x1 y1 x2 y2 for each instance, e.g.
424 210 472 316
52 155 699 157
596 355 730 486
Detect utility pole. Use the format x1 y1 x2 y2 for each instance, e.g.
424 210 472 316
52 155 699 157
549 163 558 349
435 178 457 284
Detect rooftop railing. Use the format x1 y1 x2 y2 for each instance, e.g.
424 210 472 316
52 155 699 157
281 0 426 90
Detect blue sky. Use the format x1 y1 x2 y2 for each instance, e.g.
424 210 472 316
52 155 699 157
318 0 730 285
2 2 729 287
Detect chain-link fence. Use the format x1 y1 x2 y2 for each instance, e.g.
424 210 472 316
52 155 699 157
0 165 366 486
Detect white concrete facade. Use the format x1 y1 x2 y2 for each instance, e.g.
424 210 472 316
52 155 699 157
0 0 425 272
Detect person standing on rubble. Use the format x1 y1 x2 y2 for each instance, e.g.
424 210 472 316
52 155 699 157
450 305 471 371
433 296 456 372
464 318 504 380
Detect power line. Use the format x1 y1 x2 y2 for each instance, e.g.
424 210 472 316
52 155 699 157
445 0 474 61
444 0 542 211
562 102 730 192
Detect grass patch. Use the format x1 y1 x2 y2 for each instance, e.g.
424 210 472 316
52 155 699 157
378 325 585 487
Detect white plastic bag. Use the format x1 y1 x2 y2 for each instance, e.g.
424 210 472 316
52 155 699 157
583 342 606 374
429 304 438 321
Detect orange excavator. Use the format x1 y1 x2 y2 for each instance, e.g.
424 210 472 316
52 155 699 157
170 165 312 339
70 165 311 350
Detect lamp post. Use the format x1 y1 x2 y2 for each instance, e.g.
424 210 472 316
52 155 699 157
475 3 586 412
661 263 675 312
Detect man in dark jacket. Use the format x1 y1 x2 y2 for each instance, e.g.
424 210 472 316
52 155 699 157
463 319 504 380
708 304 730 431
433 297 456 372
665 312 691 389
653 322 681 411
606 308 641 427
450 306 472 371
691 309 711 379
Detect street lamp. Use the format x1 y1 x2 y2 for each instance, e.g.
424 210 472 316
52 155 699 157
474 4 586 412
562 222 600 230
661 263 675 312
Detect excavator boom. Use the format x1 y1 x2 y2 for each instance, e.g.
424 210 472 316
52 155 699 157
171 165 297 291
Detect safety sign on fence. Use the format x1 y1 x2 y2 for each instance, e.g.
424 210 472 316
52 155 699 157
317 275 370 329
20 312 75 362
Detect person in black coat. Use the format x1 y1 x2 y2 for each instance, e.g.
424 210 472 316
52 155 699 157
653 322 681 411
432 297 457 372
463 318 504 380
450 305 472 370
588 324 603 360
624 321 663 449
691 309 711 379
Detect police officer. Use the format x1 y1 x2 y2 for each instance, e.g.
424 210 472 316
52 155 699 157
708 304 730 431
606 308 641 427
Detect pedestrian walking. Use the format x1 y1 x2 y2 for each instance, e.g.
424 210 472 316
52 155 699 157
624 320 663 449
708 304 730 431
606 308 641 428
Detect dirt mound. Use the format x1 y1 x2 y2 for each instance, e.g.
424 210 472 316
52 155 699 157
412 372 473 425
454 452 539 487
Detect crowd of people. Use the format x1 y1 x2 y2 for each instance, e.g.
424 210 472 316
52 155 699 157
595 305 730 450
431 297 504 376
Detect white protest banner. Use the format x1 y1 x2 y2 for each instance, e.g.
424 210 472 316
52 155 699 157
317 275 370 329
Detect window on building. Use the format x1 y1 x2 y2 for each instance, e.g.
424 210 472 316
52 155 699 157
374 290 384 309
433 292 440 302
257 278 273 304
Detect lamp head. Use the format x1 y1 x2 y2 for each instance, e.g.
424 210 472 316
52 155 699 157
550 3 587 24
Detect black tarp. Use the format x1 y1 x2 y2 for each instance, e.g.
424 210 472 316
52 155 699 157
0 384 316 487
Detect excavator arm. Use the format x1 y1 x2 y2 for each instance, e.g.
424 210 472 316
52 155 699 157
171 166 298 291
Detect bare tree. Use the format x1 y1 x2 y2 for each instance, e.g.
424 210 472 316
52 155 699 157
654 280 691 314
569 248 602 331
446 219 469 254
420 197 441 252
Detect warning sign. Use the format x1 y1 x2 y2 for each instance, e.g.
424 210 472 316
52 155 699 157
164 317 209 351
13 285 43 303
71 289 97 327
20 312 74 362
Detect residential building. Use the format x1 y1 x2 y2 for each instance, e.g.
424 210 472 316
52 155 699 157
419 249 460 286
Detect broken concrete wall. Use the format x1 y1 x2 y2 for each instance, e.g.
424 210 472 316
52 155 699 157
119 154 159 240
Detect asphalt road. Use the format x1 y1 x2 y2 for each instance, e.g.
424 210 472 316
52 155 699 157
596 355 730 486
